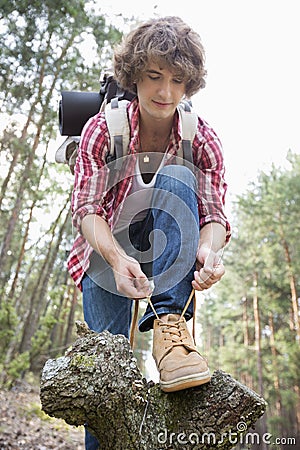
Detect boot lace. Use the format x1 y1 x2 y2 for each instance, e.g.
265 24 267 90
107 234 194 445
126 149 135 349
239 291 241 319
160 319 189 349
130 288 196 348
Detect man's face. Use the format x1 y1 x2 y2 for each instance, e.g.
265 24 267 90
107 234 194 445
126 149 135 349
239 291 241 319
136 61 186 123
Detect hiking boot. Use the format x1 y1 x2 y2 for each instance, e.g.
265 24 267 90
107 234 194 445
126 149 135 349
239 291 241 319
152 314 211 392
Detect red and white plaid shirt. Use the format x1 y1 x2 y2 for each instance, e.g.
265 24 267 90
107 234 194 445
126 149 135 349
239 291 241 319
68 98 231 289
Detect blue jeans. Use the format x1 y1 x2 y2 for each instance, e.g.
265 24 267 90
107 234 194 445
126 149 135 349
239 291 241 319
82 165 199 449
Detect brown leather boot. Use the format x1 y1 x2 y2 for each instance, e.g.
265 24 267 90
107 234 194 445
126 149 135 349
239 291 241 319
152 314 211 392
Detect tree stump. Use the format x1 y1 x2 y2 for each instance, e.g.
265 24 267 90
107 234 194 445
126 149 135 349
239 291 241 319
40 322 267 449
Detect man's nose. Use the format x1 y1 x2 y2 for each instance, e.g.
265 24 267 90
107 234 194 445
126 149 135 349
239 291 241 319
157 80 172 98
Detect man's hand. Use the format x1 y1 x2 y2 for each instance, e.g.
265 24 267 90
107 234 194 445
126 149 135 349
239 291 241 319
112 254 153 299
81 214 152 299
192 245 225 291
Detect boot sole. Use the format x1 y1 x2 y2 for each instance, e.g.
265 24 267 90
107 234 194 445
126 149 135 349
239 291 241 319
160 370 211 393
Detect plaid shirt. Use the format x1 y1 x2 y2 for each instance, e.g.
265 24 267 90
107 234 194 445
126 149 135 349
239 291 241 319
68 98 231 289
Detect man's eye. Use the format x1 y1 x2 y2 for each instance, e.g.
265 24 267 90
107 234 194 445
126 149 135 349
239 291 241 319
148 75 160 80
173 78 183 84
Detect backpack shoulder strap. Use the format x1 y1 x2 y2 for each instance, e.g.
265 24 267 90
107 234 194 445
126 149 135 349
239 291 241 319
104 98 197 170
104 98 130 170
177 100 198 165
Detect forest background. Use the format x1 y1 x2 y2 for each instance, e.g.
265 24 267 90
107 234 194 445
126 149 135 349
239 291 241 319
0 1 299 449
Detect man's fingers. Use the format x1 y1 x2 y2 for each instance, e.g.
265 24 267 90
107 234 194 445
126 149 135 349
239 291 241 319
133 277 153 295
117 278 149 299
213 263 225 278
115 265 153 298
192 271 213 291
193 263 225 291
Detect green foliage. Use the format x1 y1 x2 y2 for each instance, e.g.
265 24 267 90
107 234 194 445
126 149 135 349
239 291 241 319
0 300 18 360
29 310 60 363
2 352 30 389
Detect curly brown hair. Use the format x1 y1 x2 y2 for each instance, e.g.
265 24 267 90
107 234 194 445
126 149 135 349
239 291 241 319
113 16 206 98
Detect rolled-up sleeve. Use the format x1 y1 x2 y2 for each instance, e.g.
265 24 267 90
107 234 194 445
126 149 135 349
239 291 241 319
194 119 231 243
71 113 110 233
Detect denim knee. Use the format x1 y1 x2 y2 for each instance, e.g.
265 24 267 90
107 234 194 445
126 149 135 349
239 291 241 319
156 165 196 191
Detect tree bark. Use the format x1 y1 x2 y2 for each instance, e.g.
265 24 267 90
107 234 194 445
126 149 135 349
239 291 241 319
277 210 300 343
40 322 267 450
19 200 71 354
63 285 78 348
252 271 268 450
7 146 48 302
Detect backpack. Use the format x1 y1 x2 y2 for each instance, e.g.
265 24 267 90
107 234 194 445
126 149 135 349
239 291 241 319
55 75 198 174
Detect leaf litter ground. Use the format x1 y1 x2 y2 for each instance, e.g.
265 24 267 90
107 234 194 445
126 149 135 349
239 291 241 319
0 381 84 450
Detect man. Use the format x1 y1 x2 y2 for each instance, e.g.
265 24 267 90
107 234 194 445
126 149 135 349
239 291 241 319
68 16 230 449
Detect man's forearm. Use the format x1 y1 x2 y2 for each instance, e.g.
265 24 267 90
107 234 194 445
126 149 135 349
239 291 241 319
198 222 226 253
193 222 226 291
81 214 125 269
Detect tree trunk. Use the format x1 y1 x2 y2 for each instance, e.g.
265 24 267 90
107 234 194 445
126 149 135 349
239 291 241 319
0 33 66 279
63 285 78 348
268 312 284 448
252 272 268 450
0 94 41 212
253 273 264 398
278 211 300 343
7 146 48 302
268 313 282 413
293 385 300 440
241 296 254 389
40 322 267 450
19 200 71 354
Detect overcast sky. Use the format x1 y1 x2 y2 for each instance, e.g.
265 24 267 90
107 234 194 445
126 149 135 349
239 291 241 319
95 0 300 213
